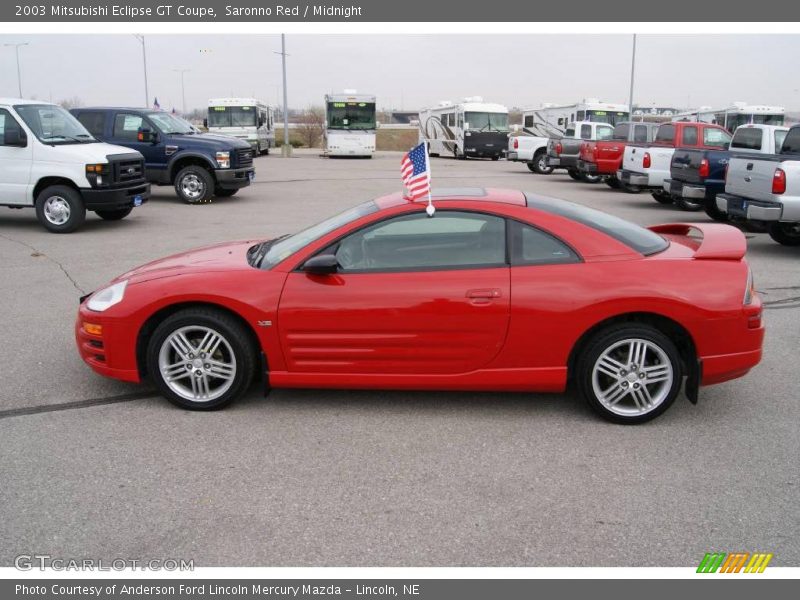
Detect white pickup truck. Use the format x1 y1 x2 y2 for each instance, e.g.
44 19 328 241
716 124 800 246
0 98 150 233
618 121 731 203
507 133 552 174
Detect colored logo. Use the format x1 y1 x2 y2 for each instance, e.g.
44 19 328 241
697 552 773 573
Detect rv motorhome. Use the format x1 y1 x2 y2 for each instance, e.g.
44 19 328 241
419 98 509 160
670 103 785 133
324 91 377 157
206 98 275 155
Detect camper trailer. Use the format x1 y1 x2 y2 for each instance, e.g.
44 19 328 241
206 98 274 155
419 98 509 160
670 103 785 133
324 91 377 157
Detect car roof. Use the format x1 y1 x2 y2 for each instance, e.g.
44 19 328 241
0 98 59 106
72 107 154 112
374 188 527 209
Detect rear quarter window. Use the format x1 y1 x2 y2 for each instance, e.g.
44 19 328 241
703 127 731 148
779 129 800 154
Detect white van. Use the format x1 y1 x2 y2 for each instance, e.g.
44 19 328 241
0 98 150 233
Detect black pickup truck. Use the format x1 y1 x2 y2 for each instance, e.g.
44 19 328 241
663 124 788 220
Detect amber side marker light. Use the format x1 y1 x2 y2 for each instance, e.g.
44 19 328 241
83 323 103 336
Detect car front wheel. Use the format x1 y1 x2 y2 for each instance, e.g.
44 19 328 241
530 152 554 174
651 191 673 204
146 308 256 410
35 185 86 233
175 166 214 204
576 325 682 424
95 207 133 221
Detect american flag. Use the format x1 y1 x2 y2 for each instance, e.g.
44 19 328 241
153 97 160 110
401 142 431 201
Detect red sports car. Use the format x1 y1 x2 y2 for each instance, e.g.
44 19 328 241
76 188 763 423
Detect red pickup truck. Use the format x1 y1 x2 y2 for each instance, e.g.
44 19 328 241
577 122 660 191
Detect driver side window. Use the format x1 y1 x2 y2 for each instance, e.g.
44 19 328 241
332 211 507 272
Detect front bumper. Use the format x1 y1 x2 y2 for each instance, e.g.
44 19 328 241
716 194 783 222
664 179 707 200
215 167 255 190
617 169 650 187
80 183 150 211
75 308 140 383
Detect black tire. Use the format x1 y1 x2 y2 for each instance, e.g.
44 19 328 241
491 155 500 161
146 307 257 410
567 169 582 181
604 177 622 189
575 324 683 424
95 207 133 221
262 145 270 156
620 183 642 194
674 196 704 212
703 195 729 222
581 172 603 184
530 151 554 175
651 191 673 204
214 188 239 198
174 165 214 204
768 222 800 246
34 185 86 233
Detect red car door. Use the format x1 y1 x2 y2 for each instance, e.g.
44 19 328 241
277 210 511 375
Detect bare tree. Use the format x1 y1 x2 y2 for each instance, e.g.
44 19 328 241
296 105 326 148
59 96 83 110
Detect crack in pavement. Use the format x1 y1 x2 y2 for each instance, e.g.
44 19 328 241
0 391 157 421
0 232 86 295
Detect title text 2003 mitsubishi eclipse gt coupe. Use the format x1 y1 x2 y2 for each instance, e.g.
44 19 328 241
76 188 764 424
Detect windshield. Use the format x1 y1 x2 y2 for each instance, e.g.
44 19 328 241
465 112 509 132
587 110 629 125
208 105 258 128
14 104 95 144
259 201 379 269
147 112 195 134
326 102 376 130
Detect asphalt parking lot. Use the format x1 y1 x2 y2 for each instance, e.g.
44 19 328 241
1 150 798 567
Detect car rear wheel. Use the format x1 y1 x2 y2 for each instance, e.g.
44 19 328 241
576 325 682 424
95 208 133 221
175 165 214 204
604 177 621 189
567 169 581 181
674 196 704 212
146 308 256 410
651 191 673 204
35 185 86 233
703 195 729 222
530 152 554 175
768 222 800 246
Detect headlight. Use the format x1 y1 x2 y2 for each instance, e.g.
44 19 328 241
85 163 110 188
216 151 231 169
87 280 128 312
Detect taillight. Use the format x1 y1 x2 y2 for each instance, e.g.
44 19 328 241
698 158 710 178
513 138 519 150
556 142 563 156
643 152 651 168
772 168 786 195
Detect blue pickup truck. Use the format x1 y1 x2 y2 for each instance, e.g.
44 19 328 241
71 108 255 204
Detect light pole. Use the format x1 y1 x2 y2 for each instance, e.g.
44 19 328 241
274 34 291 157
3 42 29 97
627 34 637 122
133 35 149 108
173 69 190 114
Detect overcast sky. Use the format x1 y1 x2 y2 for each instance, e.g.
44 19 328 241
1 34 798 112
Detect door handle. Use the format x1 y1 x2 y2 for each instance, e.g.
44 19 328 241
466 288 502 299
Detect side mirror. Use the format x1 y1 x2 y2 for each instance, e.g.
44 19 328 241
303 254 339 275
137 128 157 143
4 127 26 147
203 118 208 128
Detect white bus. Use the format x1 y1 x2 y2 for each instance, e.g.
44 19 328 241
206 98 275 155
324 92 377 157
520 99 630 138
670 102 785 133
419 97 509 160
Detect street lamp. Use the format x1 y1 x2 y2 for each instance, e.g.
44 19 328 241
274 34 291 157
627 34 637 122
3 42 29 97
173 69 190 115
133 35 149 108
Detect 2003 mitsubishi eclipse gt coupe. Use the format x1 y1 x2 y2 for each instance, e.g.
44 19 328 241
76 188 764 423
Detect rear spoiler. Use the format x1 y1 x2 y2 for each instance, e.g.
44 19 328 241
648 223 746 260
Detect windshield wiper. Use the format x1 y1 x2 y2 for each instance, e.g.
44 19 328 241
251 234 291 268
44 135 90 144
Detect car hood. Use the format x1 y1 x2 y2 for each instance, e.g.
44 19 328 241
117 239 264 285
167 133 252 151
35 141 141 164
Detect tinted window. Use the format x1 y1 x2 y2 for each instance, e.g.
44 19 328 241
76 111 106 137
512 222 580 265
781 128 800 154
524 115 534 128
775 130 787 153
655 124 675 143
596 126 614 141
633 125 649 143
703 127 731 147
0 109 25 146
580 124 592 139
682 126 698 145
113 113 144 141
731 127 762 151
524 194 669 256
334 211 506 272
612 123 629 140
